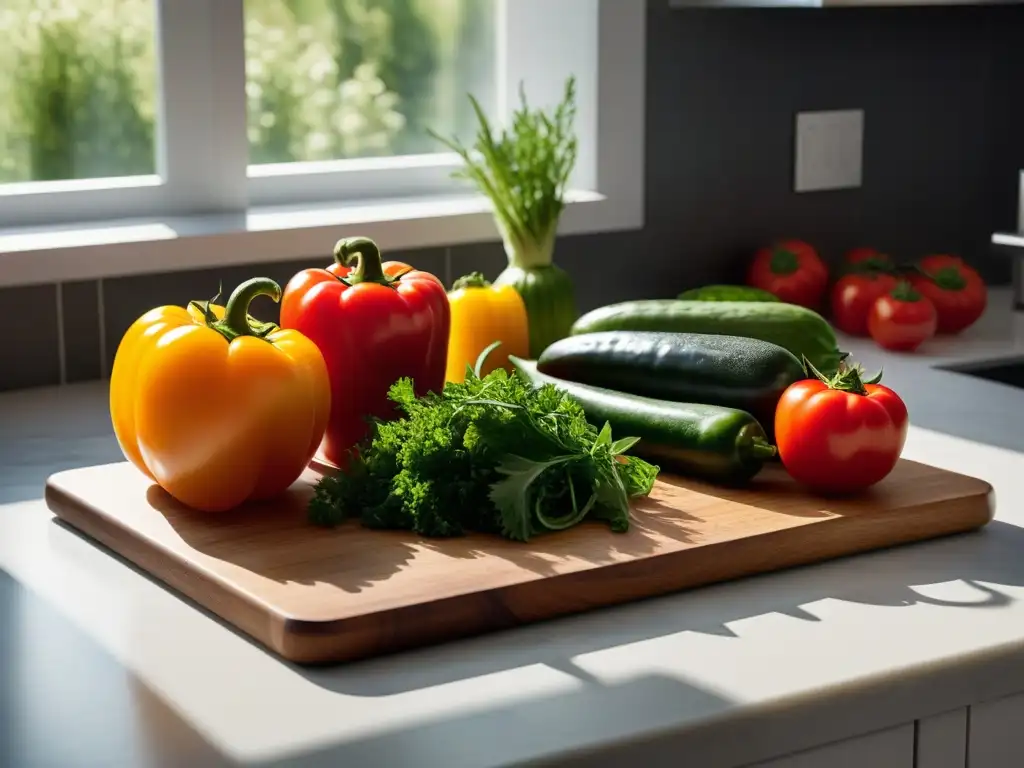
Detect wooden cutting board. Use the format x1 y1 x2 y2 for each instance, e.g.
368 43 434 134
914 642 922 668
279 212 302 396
45 459 993 665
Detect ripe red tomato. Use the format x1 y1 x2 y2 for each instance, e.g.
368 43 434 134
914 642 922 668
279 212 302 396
747 240 828 308
867 282 937 352
844 247 893 273
830 271 898 336
775 366 908 494
908 255 987 334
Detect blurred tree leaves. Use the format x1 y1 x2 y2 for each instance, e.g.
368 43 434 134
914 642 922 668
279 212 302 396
0 0 496 182
0 0 155 182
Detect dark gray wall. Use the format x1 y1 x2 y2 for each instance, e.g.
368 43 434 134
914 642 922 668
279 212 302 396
4 0 1024 391
631 2 1024 299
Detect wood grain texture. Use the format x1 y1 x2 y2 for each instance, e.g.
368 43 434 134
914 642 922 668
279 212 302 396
44 459 994 665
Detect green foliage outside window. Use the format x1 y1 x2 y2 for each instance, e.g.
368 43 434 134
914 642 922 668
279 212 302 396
0 0 495 183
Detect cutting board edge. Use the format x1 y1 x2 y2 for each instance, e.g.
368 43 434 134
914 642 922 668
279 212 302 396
45 479 294 656
273 482 995 663
43 463 996 666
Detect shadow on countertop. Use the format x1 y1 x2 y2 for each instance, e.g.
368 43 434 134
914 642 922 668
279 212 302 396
14 376 1024 767
265 528 1024 768
0 568 234 768
0 383 123 506
295 519 1024 698
2 549 740 768
30 485 1024 767
50 511 1024 699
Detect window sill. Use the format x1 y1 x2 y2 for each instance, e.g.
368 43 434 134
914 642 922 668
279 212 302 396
0 189 636 289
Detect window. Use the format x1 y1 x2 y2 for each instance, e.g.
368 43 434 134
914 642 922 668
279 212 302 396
242 0 500 206
0 1 643 286
244 0 496 165
0 0 157 184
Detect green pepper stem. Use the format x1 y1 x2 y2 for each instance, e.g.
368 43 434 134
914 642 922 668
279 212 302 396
452 271 491 291
335 236 387 284
220 278 282 339
749 438 778 460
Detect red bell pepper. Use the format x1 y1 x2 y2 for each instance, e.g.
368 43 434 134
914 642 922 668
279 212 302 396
280 236 450 467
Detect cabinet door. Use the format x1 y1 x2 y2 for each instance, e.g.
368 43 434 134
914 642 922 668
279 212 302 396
968 691 1024 768
744 724 914 768
915 708 967 768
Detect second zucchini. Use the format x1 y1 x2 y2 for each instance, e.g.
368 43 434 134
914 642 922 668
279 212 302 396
570 299 846 374
537 331 804 434
511 356 776 484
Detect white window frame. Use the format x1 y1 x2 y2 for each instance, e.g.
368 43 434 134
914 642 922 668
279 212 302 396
0 0 644 287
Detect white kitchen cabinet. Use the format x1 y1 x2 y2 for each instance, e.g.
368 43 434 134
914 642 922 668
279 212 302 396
968 691 1024 768
742 724 914 768
915 708 968 768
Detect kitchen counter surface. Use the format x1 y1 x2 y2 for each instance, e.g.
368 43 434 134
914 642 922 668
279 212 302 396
4 288 1024 768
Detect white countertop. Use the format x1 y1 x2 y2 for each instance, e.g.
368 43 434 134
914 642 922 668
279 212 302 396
4 289 1024 768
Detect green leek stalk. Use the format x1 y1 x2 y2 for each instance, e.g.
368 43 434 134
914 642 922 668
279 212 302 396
431 77 580 358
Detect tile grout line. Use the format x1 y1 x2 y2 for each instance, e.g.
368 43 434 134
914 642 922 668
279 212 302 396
97 278 108 380
965 705 972 767
55 281 67 386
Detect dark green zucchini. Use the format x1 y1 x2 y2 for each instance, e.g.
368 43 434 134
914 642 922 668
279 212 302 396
570 300 846 374
510 356 776 484
677 285 780 302
537 331 803 434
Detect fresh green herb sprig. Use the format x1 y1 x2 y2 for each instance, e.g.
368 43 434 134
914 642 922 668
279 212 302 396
429 78 578 270
309 343 659 541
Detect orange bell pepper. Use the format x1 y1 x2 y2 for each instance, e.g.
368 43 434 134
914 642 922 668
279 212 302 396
109 278 331 512
445 272 529 383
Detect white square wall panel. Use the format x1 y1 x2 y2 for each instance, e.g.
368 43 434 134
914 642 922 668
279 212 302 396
794 109 864 193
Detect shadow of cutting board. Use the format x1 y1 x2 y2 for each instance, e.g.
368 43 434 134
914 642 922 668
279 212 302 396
45 459 993 665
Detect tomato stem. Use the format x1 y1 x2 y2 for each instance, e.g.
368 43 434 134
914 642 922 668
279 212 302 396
335 236 389 285
847 258 897 278
928 266 967 291
862 367 884 385
890 280 922 303
803 354 882 396
844 250 898 277
769 247 799 275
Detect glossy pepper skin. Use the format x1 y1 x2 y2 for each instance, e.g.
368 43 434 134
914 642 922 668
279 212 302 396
445 271 529 383
280 236 450 467
109 278 331 512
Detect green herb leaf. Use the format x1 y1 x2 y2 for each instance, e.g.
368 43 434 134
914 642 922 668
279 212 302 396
308 353 660 541
610 436 640 456
430 77 578 267
489 454 576 541
474 340 503 378
618 456 660 498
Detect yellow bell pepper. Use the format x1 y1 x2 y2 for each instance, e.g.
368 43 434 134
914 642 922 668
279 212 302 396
109 278 331 512
445 272 530 383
